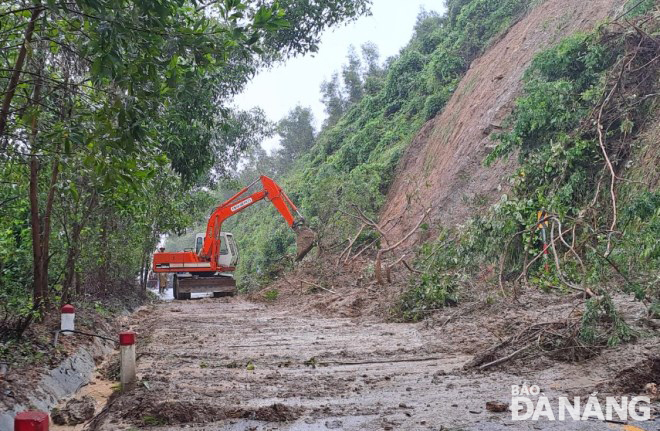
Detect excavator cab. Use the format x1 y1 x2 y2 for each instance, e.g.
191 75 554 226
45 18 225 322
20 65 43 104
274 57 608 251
194 232 238 267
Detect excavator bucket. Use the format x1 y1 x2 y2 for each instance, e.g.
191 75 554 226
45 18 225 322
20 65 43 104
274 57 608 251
294 226 316 261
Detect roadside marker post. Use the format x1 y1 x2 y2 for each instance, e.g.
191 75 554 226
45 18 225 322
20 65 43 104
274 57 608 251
60 304 75 336
14 411 49 431
537 210 550 272
119 330 137 392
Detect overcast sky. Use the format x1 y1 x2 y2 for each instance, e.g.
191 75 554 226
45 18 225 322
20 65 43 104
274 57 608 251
234 0 445 152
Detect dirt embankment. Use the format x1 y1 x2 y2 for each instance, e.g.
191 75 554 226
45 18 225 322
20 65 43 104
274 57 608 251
381 0 623 240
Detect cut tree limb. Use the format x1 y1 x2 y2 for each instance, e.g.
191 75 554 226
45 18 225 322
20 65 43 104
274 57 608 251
375 208 431 285
478 343 533 370
300 279 336 294
337 224 365 266
402 259 422 274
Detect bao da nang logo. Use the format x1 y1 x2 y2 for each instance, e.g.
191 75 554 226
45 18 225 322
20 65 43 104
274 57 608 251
511 384 651 422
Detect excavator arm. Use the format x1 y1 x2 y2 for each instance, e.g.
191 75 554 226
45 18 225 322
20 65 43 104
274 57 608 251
200 175 305 259
153 176 314 274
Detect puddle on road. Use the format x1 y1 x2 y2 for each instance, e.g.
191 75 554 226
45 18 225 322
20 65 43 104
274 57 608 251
148 286 215 302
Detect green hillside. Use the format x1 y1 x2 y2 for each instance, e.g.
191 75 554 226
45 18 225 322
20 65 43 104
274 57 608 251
205 0 533 288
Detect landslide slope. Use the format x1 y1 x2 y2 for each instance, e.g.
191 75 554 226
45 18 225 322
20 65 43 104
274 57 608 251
381 0 622 239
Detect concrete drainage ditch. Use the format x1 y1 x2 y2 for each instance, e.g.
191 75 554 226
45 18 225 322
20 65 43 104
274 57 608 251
0 336 114 431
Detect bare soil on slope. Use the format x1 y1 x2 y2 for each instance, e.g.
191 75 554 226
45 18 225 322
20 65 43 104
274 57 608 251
381 0 623 241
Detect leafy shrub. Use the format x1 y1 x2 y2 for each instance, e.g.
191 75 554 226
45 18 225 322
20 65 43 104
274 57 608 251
384 50 426 102
398 273 459 322
263 289 279 301
427 48 465 89
423 92 449 120
580 294 634 347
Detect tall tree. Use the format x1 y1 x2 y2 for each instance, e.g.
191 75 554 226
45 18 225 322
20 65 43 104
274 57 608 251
0 0 372 328
361 42 382 78
260 0 372 59
342 46 364 104
320 72 346 127
276 106 316 163
360 42 384 95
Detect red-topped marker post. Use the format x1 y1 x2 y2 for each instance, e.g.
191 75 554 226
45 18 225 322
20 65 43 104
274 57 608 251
60 304 75 336
119 330 136 392
14 411 49 431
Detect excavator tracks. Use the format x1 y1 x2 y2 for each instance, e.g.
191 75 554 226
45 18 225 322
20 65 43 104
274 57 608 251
173 275 236 300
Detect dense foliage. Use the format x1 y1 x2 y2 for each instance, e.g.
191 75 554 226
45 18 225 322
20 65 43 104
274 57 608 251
162 0 657 355
401 10 659 329
0 0 370 340
177 0 532 290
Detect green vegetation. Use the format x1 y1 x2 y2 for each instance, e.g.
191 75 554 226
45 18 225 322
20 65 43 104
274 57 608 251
0 0 370 343
141 415 167 426
580 294 635 347
161 1 657 355
263 289 280 301
174 0 532 290
401 14 659 335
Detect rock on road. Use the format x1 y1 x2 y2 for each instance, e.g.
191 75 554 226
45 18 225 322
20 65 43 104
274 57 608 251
94 297 657 431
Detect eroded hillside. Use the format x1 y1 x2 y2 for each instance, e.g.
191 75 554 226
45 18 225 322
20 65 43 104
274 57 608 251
382 0 623 239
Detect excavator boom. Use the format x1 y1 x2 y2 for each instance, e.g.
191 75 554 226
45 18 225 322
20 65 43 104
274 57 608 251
153 176 315 276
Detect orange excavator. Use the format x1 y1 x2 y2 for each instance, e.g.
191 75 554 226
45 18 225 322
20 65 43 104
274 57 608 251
153 176 315 299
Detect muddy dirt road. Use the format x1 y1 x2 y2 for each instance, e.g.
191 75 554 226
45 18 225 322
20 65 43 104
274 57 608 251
91 297 658 430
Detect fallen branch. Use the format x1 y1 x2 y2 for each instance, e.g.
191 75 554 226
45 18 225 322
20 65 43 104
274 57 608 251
549 221 586 293
387 253 407 268
347 205 391 246
478 343 533 370
596 81 619 256
348 236 380 263
300 279 336 294
553 217 585 274
376 208 431 285
382 208 431 254
402 259 422 275
385 254 407 283
337 224 365 266
515 224 572 284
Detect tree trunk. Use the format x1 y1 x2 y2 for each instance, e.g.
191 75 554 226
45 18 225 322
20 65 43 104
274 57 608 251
62 222 82 304
0 7 42 141
40 155 60 306
28 68 43 309
99 214 110 294
29 155 44 308
75 270 82 296
145 251 150 290
139 249 146 290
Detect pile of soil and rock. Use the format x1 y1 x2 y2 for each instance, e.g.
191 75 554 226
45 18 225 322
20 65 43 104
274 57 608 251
52 395 96 425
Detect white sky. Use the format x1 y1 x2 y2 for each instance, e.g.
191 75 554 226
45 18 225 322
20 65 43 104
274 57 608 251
234 0 445 152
